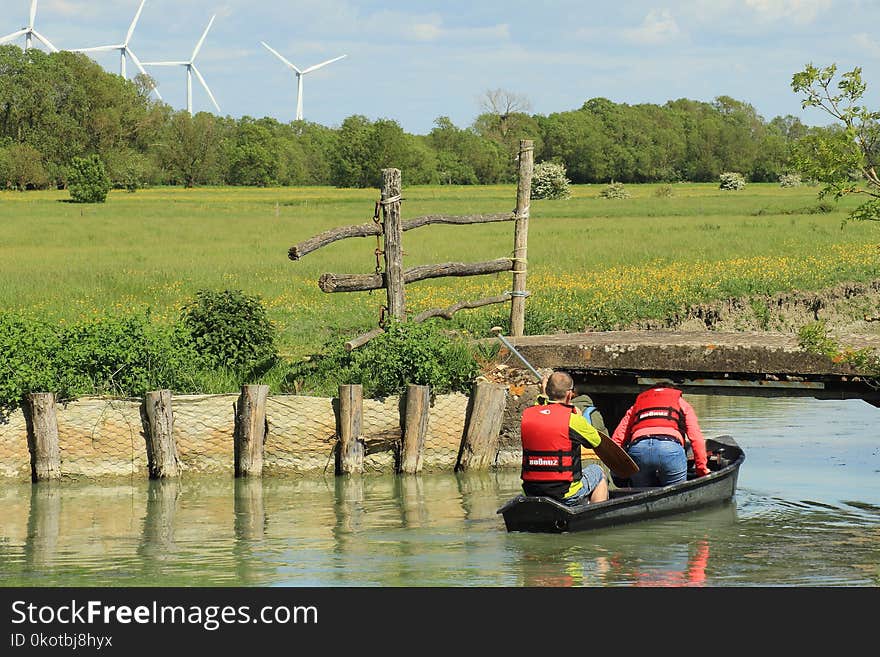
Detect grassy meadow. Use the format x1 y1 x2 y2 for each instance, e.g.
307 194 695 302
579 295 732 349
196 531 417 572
1 182 878 360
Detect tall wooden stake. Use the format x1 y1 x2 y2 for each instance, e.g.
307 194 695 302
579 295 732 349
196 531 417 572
382 168 406 322
401 384 430 474
337 384 365 475
27 392 61 482
510 139 534 337
144 390 179 479
455 381 507 472
234 384 269 478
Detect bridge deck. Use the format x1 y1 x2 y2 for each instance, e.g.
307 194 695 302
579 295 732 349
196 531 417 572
496 330 880 404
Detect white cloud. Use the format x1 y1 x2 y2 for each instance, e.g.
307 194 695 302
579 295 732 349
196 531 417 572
853 32 880 58
622 9 681 46
744 0 833 24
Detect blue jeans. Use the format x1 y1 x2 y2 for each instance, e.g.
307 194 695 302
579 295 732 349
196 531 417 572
563 463 606 505
626 437 687 486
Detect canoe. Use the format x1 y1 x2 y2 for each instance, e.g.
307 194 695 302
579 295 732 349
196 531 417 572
497 435 745 533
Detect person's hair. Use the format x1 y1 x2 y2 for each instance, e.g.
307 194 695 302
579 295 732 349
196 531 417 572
545 371 573 401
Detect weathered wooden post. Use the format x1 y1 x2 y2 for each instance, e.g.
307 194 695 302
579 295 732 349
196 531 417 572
336 384 365 475
455 381 508 472
381 167 406 321
234 384 269 478
400 384 430 474
509 139 534 337
143 389 179 479
26 392 61 482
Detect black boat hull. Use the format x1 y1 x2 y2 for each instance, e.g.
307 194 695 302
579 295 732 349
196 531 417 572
498 436 744 533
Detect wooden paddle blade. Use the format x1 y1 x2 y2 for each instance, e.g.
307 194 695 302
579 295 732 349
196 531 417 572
594 430 640 478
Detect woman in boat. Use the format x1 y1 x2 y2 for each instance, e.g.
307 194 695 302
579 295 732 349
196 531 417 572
520 371 609 505
611 385 711 487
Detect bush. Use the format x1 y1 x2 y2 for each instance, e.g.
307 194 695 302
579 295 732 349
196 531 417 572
654 184 674 198
179 289 278 376
288 321 480 398
0 311 202 411
779 173 802 188
531 161 571 200
68 154 111 203
719 172 746 191
599 181 630 199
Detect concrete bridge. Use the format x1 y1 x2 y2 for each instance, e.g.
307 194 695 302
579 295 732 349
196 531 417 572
495 330 880 429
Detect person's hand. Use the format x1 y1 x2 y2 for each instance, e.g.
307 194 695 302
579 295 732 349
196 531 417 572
539 369 551 395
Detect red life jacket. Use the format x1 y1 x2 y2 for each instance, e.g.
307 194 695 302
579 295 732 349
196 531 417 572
624 388 686 445
520 403 580 483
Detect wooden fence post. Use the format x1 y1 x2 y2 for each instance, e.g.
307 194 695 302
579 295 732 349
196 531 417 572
455 381 507 472
144 389 179 479
234 384 269 478
382 168 406 321
336 384 364 475
27 392 61 482
401 384 430 474
510 139 534 337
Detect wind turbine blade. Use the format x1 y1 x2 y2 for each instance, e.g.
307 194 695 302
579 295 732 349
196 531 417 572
125 0 146 45
30 0 38 30
32 31 58 52
191 15 215 61
126 49 163 100
191 65 220 113
141 61 188 66
260 41 300 73
73 45 122 53
0 30 28 44
302 54 347 75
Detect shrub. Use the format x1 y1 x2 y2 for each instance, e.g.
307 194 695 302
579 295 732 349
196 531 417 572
0 312 202 411
599 181 630 199
654 184 674 198
288 321 480 398
179 289 278 376
779 173 802 188
56 314 200 397
531 161 571 200
719 172 746 191
68 154 112 203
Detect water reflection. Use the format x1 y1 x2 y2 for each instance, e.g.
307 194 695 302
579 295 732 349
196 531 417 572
0 396 877 587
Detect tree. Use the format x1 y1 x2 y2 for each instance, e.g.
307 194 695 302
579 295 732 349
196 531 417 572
0 143 49 190
791 63 880 222
67 154 111 203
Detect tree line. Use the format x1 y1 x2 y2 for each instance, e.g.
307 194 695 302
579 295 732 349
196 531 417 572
0 44 826 191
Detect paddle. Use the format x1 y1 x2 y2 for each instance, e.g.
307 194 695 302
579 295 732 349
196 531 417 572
490 327 640 479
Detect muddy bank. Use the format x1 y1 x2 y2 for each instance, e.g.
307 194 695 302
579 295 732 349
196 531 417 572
614 279 880 338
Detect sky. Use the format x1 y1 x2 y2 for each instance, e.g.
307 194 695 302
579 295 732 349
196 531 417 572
3 0 880 135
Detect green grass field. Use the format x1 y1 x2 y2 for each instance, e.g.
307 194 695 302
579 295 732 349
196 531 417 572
2 182 878 359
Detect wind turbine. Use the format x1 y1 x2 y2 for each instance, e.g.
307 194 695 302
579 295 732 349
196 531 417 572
260 42 346 121
142 15 220 115
70 1 162 100
0 0 58 52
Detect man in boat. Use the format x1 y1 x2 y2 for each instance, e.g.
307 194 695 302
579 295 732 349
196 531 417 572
520 370 609 505
611 385 710 487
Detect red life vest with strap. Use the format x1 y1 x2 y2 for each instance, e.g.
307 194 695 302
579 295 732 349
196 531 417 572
520 403 580 483
624 387 686 445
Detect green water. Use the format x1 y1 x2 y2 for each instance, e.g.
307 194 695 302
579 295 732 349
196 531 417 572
0 395 877 587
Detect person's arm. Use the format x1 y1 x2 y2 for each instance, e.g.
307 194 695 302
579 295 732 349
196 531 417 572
611 406 634 447
680 398 709 476
569 414 602 449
